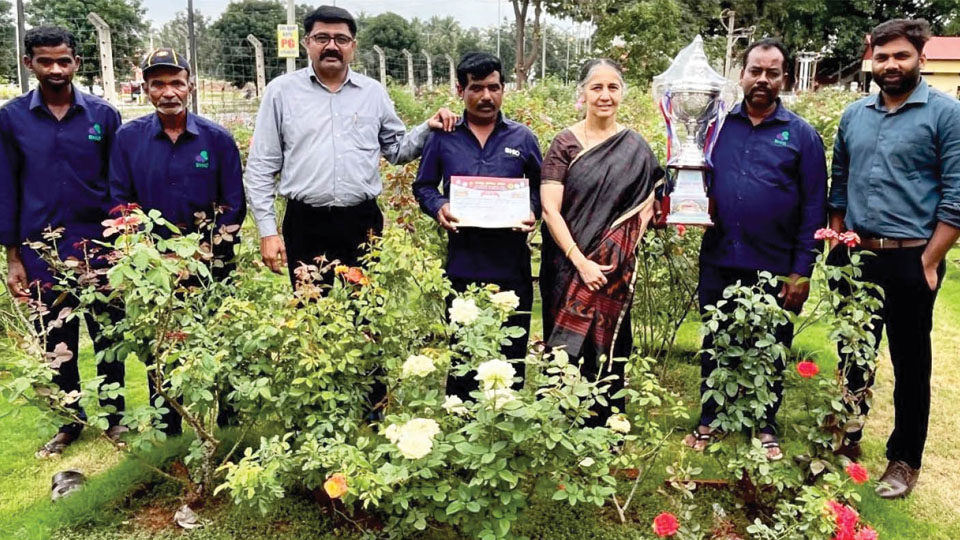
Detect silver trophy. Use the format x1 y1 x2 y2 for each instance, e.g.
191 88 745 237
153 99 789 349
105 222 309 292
653 36 736 226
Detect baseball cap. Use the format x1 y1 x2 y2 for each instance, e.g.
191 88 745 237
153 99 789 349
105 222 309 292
141 48 190 76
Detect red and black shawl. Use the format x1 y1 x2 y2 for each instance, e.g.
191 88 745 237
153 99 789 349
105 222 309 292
540 128 664 359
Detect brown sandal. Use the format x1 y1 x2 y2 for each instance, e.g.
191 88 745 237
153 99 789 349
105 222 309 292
36 432 77 459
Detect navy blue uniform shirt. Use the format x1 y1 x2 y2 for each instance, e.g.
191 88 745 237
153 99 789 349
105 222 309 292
701 100 827 277
0 86 121 283
829 79 960 237
413 113 542 281
109 113 246 250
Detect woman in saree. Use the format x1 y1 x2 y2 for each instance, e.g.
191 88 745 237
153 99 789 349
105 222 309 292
540 59 664 427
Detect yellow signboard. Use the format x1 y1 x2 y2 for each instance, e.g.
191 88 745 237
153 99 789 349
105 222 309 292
277 24 299 58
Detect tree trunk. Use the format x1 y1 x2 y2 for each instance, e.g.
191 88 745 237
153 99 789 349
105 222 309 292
512 0 543 88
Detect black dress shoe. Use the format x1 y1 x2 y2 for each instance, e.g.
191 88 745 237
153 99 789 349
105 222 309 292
876 460 919 499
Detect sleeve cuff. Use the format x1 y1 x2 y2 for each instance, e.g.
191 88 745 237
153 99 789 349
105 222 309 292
936 205 960 230
255 218 278 238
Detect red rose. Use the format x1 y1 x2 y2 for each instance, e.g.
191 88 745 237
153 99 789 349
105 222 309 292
855 526 878 540
845 463 869 485
652 512 680 537
814 228 839 241
796 360 820 378
676 224 687 236
838 231 861 248
826 500 859 539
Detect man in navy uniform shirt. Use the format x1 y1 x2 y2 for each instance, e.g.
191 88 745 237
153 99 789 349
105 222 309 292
0 26 126 458
829 19 960 498
109 48 246 435
413 52 542 398
683 39 827 460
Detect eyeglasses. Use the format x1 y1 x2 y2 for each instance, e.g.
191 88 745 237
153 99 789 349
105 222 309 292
305 33 354 46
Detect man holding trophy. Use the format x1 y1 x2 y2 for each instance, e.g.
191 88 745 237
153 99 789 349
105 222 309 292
662 39 827 459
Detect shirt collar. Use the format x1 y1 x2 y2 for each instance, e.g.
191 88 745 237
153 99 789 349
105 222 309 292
28 84 87 113
456 110 508 130
307 65 364 90
732 98 789 124
150 111 200 139
867 78 929 111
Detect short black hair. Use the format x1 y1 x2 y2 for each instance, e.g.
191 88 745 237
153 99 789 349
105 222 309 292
24 26 77 57
871 18 931 55
741 38 789 73
303 5 357 37
456 52 503 87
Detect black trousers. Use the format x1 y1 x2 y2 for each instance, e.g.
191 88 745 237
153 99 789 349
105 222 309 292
445 276 533 400
828 245 945 469
36 288 125 438
696 265 795 435
282 198 384 289
282 198 386 416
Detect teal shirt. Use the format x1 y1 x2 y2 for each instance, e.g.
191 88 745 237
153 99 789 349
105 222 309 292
828 79 960 238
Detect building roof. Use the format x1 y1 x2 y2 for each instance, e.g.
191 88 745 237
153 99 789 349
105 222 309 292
863 36 960 60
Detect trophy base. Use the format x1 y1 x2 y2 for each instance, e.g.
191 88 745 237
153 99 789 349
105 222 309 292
665 169 714 227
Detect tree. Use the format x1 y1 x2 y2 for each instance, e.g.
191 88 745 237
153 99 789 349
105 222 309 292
156 10 220 79
510 0 543 87
26 0 150 85
210 0 311 88
357 12 420 82
0 0 15 83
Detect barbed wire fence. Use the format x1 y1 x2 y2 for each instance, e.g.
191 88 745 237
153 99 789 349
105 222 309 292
1 5 582 121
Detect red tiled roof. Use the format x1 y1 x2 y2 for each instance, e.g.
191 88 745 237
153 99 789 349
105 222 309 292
863 36 960 60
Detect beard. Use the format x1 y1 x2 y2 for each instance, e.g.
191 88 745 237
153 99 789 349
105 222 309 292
874 62 921 96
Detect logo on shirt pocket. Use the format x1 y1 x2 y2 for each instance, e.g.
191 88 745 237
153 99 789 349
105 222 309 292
773 130 790 147
195 150 210 168
87 123 102 142
504 146 521 158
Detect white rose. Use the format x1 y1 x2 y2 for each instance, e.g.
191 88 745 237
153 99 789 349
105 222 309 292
579 457 596 468
396 434 434 460
383 423 401 444
394 418 442 460
442 395 469 416
475 359 516 390
401 354 436 378
482 388 517 410
489 290 520 312
403 418 441 439
449 297 480 325
606 414 631 434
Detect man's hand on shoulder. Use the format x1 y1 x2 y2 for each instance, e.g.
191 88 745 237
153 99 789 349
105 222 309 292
427 108 459 132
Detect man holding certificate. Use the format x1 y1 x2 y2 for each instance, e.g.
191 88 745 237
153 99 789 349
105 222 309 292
413 52 542 398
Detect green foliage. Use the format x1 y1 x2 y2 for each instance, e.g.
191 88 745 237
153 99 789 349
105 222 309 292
209 0 311 88
26 0 150 85
0 0 15 84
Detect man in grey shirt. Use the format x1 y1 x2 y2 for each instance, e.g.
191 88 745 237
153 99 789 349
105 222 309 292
245 5 455 287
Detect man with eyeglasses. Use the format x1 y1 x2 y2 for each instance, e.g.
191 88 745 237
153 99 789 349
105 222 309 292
245 5 457 288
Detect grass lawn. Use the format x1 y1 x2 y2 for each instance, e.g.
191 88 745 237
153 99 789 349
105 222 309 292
1 249 958 539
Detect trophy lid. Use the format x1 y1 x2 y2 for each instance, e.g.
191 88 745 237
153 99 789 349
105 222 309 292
653 36 737 109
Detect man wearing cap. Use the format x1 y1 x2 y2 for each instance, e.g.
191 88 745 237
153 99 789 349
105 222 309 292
0 26 126 458
109 48 246 435
245 5 458 288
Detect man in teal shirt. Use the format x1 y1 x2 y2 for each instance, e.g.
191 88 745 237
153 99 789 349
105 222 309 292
828 18 960 499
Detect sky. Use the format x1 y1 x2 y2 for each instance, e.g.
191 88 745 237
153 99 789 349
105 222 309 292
144 0 580 31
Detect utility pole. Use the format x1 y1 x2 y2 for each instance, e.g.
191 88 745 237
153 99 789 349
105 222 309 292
15 0 29 93
187 0 199 113
541 22 547 81
286 0 296 73
496 0 502 58
565 36 571 84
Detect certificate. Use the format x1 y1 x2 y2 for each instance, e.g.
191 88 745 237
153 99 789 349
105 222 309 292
449 176 530 229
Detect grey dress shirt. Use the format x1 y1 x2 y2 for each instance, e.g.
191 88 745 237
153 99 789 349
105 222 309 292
244 66 430 237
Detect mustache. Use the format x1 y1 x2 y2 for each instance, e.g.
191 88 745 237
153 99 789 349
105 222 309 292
321 50 343 61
